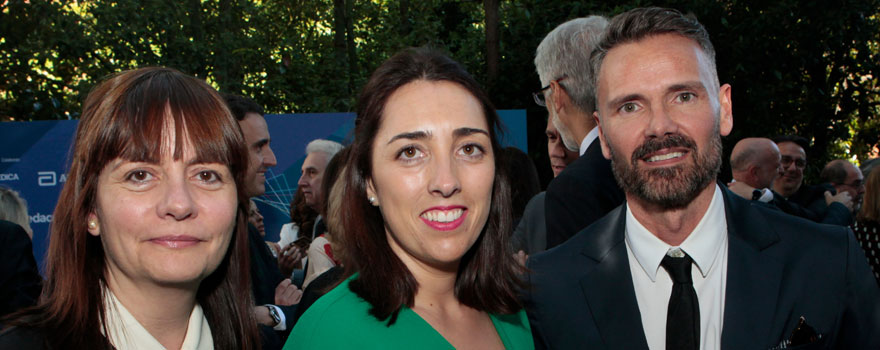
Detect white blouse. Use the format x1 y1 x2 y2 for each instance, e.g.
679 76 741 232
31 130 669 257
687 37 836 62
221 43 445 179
102 289 213 350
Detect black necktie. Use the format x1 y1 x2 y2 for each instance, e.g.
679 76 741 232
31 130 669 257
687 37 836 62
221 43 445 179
661 253 700 350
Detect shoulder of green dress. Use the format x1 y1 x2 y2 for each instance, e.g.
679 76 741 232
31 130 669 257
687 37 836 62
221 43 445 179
491 309 535 350
288 275 384 349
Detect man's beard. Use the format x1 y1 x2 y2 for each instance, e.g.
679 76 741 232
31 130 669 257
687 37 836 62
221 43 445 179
606 124 722 209
550 110 580 153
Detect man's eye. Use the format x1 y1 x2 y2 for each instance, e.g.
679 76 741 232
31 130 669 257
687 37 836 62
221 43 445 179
620 103 638 113
677 92 696 102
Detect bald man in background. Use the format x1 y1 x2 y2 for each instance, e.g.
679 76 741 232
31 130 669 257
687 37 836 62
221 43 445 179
728 138 782 201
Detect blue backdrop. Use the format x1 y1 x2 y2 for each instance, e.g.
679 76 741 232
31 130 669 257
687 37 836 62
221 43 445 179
0 110 527 273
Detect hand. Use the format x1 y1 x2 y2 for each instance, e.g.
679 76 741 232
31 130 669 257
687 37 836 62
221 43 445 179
278 244 304 277
727 181 756 200
274 278 303 306
824 191 853 211
514 250 528 267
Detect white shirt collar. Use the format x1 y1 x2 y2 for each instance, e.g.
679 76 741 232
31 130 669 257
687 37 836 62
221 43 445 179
103 288 214 350
625 184 728 281
580 127 599 156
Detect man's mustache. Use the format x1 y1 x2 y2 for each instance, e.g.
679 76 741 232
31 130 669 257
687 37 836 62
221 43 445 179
631 134 697 163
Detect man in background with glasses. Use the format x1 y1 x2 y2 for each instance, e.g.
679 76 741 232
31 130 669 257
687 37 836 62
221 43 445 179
821 159 865 213
535 16 624 250
772 135 853 225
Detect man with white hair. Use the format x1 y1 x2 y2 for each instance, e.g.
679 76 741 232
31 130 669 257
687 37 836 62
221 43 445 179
298 139 344 238
535 15 625 249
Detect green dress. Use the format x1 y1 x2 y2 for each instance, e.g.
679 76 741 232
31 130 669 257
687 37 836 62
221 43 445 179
285 276 534 349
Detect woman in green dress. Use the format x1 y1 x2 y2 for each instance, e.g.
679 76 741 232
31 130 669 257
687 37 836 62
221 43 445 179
286 48 533 349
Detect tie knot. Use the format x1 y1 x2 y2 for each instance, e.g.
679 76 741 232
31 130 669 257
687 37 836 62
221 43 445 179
661 253 694 284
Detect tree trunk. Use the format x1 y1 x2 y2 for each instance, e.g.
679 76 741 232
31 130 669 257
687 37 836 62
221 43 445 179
345 0 357 99
398 0 411 37
186 0 207 78
333 0 349 102
484 0 500 89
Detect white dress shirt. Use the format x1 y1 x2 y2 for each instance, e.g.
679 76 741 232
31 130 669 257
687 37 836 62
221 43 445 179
625 184 729 350
103 288 213 350
580 127 600 156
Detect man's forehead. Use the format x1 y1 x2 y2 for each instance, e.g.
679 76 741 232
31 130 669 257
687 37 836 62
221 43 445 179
597 34 712 100
239 113 269 141
847 164 863 179
303 151 329 169
777 141 806 157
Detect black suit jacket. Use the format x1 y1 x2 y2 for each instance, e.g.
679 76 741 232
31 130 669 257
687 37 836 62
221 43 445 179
524 186 880 349
0 220 42 322
769 189 852 226
544 140 624 249
248 224 296 350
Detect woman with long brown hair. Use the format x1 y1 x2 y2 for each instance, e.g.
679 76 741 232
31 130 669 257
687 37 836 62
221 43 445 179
0 67 260 349
287 48 531 349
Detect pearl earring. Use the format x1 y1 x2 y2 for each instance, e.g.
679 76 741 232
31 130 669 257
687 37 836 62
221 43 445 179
88 221 97 229
368 196 376 204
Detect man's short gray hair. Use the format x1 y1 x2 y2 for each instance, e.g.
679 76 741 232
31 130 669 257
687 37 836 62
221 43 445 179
591 7 719 111
306 139 344 159
535 16 608 114
0 186 32 236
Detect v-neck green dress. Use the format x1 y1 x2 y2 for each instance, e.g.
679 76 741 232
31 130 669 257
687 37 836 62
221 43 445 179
285 276 533 349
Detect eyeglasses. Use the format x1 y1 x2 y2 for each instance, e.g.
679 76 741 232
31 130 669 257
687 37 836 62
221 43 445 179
780 156 806 169
532 76 567 107
841 179 864 188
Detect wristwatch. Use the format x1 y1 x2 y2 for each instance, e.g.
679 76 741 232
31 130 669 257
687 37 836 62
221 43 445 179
266 305 281 327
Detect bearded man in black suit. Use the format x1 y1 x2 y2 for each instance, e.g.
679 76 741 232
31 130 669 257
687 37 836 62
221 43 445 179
524 7 880 350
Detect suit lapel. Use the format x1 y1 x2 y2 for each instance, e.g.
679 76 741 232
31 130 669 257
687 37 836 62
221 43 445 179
580 206 650 349
719 187 783 349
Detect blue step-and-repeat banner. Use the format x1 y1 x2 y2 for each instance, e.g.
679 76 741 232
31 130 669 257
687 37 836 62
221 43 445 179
0 111 527 273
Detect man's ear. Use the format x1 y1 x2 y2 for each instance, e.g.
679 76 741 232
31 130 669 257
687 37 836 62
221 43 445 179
550 80 569 115
748 166 759 182
718 83 733 136
595 111 611 160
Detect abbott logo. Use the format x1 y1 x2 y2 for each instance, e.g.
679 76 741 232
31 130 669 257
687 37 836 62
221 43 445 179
38 171 57 186
0 173 19 181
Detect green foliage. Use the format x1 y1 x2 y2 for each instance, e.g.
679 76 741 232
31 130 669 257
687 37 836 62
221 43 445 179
1 0 878 182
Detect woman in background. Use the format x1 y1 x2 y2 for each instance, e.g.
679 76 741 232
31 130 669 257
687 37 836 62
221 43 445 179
0 67 259 349
288 48 531 349
854 168 880 285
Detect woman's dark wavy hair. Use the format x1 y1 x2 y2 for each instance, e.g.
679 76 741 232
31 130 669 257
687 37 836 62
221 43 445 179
339 47 523 324
2 67 260 349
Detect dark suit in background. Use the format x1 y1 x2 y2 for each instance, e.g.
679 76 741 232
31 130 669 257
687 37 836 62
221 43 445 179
524 187 880 349
770 188 852 226
544 140 624 249
512 192 547 254
0 220 42 323
248 224 296 350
